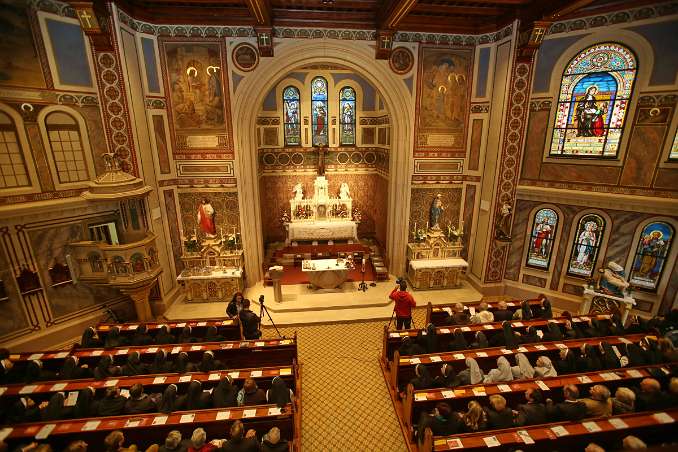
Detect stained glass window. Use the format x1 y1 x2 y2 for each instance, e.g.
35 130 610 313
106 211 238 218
526 208 558 270
567 214 606 278
283 86 301 146
550 43 637 158
629 221 674 291
311 76 328 146
339 86 356 145
670 130 678 160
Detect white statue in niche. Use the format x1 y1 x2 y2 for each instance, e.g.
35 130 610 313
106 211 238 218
292 182 304 201
339 182 351 200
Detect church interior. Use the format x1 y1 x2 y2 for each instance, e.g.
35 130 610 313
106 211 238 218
0 0 677 450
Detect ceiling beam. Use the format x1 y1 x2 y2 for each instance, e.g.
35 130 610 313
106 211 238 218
244 0 272 25
411 4 509 16
378 0 419 30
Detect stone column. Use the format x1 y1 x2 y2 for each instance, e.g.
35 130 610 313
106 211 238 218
121 284 154 321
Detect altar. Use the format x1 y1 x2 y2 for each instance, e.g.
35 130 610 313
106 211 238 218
408 258 468 289
288 221 357 243
302 258 352 289
406 224 468 290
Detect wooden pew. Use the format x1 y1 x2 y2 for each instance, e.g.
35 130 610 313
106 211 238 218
388 333 648 392
8 335 298 374
420 408 678 451
2 403 297 451
94 317 243 344
402 364 671 432
426 299 542 326
382 314 612 363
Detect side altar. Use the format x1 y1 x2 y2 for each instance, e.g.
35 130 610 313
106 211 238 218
284 175 359 245
177 233 244 303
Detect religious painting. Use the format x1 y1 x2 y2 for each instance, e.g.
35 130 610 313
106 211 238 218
0 0 46 88
178 192 239 243
311 76 328 146
567 214 606 278
389 47 414 75
164 42 226 131
197 198 217 238
670 130 678 160
283 86 301 146
526 208 558 270
232 43 259 72
416 47 472 150
339 86 356 145
550 43 637 158
629 221 674 291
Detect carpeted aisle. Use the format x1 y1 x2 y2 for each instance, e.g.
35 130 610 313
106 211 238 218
261 307 428 452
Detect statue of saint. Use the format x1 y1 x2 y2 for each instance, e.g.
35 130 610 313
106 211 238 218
292 182 304 201
495 202 513 242
599 261 630 298
429 194 444 230
339 182 350 200
197 198 216 238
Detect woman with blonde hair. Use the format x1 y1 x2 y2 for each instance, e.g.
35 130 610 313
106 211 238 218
462 400 487 433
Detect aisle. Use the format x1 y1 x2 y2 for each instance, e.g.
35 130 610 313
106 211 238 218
263 312 426 452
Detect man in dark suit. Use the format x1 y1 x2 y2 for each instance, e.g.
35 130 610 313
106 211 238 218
239 299 262 340
493 301 514 322
124 383 157 414
515 388 547 426
635 378 669 411
546 384 588 421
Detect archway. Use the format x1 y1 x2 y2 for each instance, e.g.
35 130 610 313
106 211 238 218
231 39 414 284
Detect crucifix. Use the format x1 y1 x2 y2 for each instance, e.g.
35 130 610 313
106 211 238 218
258 33 271 47
78 10 95 29
531 27 546 44
315 146 327 176
380 34 392 50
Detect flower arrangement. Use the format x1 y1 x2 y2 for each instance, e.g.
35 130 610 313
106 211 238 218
352 208 362 223
415 228 426 242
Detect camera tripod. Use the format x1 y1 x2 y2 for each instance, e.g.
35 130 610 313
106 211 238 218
258 295 284 338
358 267 368 292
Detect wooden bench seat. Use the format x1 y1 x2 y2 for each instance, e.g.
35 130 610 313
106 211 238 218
95 317 242 343
426 299 542 326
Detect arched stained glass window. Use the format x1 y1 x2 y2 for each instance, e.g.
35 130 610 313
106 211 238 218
339 86 356 145
550 43 637 158
311 76 328 146
629 221 674 291
526 208 558 270
567 214 606 278
282 86 301 146
670 130 678 160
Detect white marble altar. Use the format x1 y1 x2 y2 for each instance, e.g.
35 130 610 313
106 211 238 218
408 258 468 289
177 268 244 302
288 220 358 243
302 258 352 289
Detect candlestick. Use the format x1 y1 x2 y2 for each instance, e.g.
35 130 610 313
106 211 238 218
426 221 429 230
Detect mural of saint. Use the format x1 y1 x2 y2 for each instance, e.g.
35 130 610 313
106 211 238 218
575 85 606 137
630 222 674 290
197 198 216 237
429 194 444 230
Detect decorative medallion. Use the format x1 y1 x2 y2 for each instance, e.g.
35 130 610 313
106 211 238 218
389 47 414 74
232 43 259 72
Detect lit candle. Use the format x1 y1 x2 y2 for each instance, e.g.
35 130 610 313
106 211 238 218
426 221 429 230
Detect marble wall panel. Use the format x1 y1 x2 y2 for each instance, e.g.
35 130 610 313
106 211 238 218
0 243 30 338
163 189 184 274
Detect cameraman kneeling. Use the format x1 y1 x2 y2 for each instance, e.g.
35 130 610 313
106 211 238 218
390 279 416 330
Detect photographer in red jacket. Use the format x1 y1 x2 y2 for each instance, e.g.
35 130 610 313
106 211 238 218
390 279 417 330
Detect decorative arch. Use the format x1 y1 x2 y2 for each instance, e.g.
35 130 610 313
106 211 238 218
231 39 414 282
550 43 637 158
628 219 675 292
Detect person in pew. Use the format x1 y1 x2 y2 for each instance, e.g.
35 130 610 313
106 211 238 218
623 435 648 450
584 318 610 338
534 356 557 377
172 351 195 373
149 350 171 374
612 386 636 414
484 356 513 383
104 430 139 452
493 301 514 322
158 384 183 414
578 344 603 371
178 326 198 344
461 400 487 433
197 351 223 373
0 355 19 384
80 326 102 348
157 430 189 452
520 326 540 344
514 388 547 426
543 321 564 341
123 351 149 376
408 364 433 391
261 426 288 452
458 357 484 385
599 341 622 369
657 338 678 362
155 325 176 345
584 443 606 452
97 386 128 417
267 375 294 407
470 302 494 324
519 300 533 321
94 355 121 380
640 337 663 365
446 303 470 326
204 326 225 342
434 364 461 388
104 326 129 348
537 295 553 319
635 378 670 411
218 420 259 452
22 360 49 383
608 313 626 336
181 380 212 410
212 375 238 408
188 428 217 452
239 299 262 340
485 394 514 429
59 355 91 380
131 324 154 346
389 280 417 330
64 440 88 452
545 384 587 422
511 353 535 379
6 397 45 424
417 402 464 443
421 323 438 353
579 384 612 417
227 292 245 319
73 387 98 419
398 336 425 356
41 392 72 421
470 331 489 349
237 378 266 406
555 347 579 374
448 329 468 351
563 318 584 339
499 321 521 348
124 383 158 414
